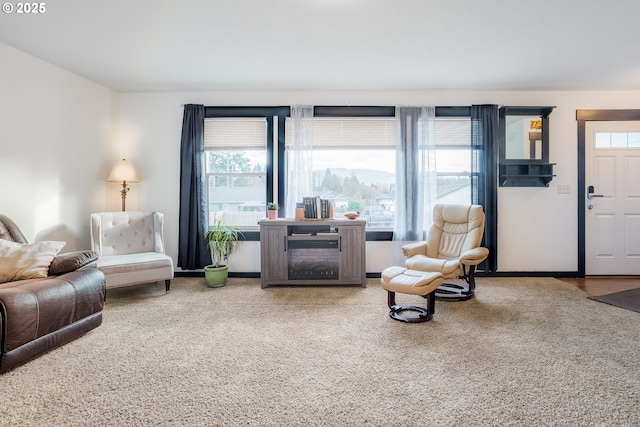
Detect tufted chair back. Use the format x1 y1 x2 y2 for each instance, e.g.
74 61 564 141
90 211 166 256
426 204 485 260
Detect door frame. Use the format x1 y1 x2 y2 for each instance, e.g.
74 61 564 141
576 109 640 277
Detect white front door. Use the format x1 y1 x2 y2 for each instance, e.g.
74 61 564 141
585 121 640 275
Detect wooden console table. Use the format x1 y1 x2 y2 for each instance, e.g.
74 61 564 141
258 218 366 288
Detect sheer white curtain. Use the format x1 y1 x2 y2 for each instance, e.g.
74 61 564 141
285 105 314 218
394 106 437 241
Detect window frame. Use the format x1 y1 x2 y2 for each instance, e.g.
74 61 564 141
205 107 290 241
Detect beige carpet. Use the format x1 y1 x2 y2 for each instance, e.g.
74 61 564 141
1 277 639 427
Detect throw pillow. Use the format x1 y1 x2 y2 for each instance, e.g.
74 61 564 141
0 240 66 284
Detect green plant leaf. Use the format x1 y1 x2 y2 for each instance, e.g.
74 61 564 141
203 221 244 268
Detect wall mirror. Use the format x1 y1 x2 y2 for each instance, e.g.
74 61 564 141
499 106 554 164
505 115 543 160
499 106 555 187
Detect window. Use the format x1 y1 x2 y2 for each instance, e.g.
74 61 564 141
434 117 472 205
284 113 473 228
200 107 474 234
595 132 640 148
181 104 493 272
204 118 267 229
285 116 397 228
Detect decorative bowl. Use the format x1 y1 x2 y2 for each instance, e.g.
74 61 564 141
344 211 360 220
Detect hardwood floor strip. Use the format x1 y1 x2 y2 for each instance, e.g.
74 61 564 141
559 277 640 296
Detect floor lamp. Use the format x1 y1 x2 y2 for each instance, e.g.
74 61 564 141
107 158 139 211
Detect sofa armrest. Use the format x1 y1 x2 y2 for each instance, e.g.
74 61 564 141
49 250 99 275
401 241 428 258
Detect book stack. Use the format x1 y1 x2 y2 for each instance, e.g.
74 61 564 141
302 196 333 219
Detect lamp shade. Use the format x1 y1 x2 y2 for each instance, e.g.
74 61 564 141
107 158 139 183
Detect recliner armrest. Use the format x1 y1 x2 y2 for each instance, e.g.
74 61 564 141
459 247 489 266
49 250 99 275
401 241 428 258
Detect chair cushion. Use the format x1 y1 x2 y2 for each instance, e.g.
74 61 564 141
380 267 444 296
0 240 66 283
404 254 460 278
96 252 173 289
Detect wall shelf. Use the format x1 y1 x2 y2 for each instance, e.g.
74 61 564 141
499 163 555 187
499 106 556 187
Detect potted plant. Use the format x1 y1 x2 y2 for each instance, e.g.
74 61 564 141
267 202 279 219
203 221 243 287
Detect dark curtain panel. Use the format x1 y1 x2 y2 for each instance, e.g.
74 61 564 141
471 104 498 272
178 104 210 269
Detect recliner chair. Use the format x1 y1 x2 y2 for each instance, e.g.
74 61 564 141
401 204 489 301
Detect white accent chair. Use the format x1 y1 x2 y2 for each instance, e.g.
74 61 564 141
90 211 173 293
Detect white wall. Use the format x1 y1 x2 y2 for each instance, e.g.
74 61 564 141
118 90 640 274
3 41 640 272
0 43 117 251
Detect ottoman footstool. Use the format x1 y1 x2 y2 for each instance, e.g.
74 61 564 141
380 267 444 323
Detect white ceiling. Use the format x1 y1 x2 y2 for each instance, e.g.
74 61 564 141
2 0 640 93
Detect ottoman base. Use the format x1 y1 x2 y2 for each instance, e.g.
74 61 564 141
387 291 434 323
380 267 444 323
436 282 474 301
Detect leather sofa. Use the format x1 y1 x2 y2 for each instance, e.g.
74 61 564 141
0 214 106 373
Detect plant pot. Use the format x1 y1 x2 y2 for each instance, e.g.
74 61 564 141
204 265 229 287
267 210 277 219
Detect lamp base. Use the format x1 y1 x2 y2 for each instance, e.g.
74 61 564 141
120 181 130 211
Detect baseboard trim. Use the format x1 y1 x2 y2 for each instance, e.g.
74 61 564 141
176 271 581 279
175 271 261 278
175 271 204 277
229 272 261 278
479 271 580 278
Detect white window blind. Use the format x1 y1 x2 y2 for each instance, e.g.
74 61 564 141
284 116 471 147
285 117 397 147
435 117 472 145
204 118 267 149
